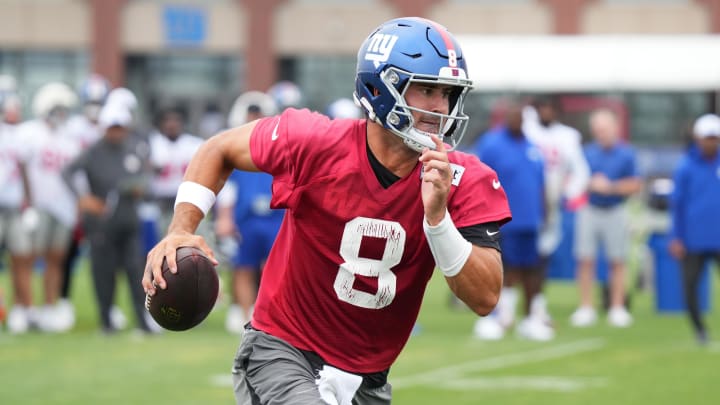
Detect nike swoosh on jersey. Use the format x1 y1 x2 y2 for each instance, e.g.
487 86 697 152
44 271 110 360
271 118 281 141
486 230 499 236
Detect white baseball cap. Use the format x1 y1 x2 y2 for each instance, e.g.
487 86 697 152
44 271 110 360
99 103 132 130
106 87 138 112
693 113 720 138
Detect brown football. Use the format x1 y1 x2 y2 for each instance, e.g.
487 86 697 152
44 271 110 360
146 246 219 331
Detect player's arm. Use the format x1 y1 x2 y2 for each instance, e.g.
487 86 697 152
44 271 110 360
18 161 32 209
445 228 502 316
669 165 688 259
143 121 260 295
423 212 503 316
610 152 642 197
61 151 106 216
420 135 502 316
609 176 642 196
14 137 34 209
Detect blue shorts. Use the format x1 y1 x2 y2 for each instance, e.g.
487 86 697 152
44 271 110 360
500 231 540 269
233 216 282 271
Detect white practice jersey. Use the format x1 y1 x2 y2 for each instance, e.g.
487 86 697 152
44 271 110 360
523 106 590 255
65 114 102 150
17 119 81 227
149 132 204 199
0 122 26 209
523 108 590 207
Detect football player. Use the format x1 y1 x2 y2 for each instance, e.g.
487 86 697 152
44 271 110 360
66 74 111 148
148 107 206 244
144 17 510 405
522 96 590 326
0 80 33 333
13 82 81 333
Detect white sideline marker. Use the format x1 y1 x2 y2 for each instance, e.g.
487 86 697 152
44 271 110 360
392 338 606 390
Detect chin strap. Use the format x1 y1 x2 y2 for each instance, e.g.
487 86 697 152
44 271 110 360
399 128 437 152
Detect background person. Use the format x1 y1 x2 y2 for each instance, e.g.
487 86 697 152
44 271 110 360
148 107 208 245
58 73 112 330
62 103 158 334
523 95 590 324
570 109 641 328
11 82 80 333
473 101 549 341
669 113 720 344
0 80 34 333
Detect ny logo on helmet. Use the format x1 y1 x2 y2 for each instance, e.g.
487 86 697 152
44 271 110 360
364 34 398 68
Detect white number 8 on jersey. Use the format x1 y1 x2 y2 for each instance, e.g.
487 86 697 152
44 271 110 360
334 217 406 309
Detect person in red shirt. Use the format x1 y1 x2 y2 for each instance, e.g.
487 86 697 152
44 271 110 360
143 17 510 405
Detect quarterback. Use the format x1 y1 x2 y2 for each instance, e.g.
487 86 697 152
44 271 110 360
143 17 511 405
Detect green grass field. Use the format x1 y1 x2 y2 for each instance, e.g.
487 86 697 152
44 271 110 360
1 258 718 405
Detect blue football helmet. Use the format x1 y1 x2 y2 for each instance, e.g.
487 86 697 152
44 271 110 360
79 74 111 105
354 17 473 152
78 74 111 121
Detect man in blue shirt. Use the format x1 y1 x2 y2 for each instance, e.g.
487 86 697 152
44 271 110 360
669 113 720 344
473 102 550 341
571 109 641 328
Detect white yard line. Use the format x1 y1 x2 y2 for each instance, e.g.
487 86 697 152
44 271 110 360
708 341 720 353
392 338 605 390
439 375 608 392
210 373 233 387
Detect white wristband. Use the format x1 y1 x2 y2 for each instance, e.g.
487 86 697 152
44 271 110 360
174 181 216 216
423 210 472 277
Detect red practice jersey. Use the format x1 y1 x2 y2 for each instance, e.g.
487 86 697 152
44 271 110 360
249 108 510 373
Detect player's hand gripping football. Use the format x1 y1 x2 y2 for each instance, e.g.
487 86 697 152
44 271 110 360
419 134 452 226
142 230 218 296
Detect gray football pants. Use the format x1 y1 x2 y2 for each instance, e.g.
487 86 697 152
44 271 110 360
87 226 149 331
231 327 392 405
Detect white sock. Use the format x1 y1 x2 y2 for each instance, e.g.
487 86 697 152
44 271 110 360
530 293 550 321
496 287 518 327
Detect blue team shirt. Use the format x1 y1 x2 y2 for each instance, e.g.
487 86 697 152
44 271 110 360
584 141 637 207
227 170 285 225
474 126 544 232
671 145 720 251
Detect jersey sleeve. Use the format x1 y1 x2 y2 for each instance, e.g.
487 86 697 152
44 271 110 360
447 153 512 229
249 108 333 209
